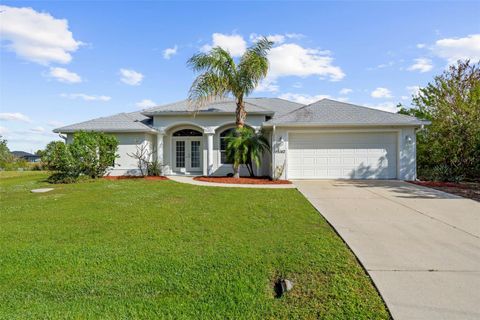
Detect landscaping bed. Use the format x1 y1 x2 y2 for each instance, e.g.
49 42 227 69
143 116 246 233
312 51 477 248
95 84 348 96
104 175 169 181
410 180 480 202
194 176 292 184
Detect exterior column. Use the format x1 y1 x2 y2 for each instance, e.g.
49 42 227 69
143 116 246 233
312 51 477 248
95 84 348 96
204 127 215 176
206 133 214 176
156 132 164 164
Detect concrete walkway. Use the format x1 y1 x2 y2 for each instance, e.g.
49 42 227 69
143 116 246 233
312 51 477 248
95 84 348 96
168 176 295 188
294 180 480 320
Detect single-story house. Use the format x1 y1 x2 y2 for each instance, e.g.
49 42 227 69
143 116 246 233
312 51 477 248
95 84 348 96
11 151 41 162
54 98 428 180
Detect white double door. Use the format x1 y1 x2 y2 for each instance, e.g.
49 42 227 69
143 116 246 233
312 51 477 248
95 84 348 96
173 138 202 172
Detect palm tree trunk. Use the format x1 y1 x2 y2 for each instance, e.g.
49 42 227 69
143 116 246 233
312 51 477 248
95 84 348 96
233 98 246 178
236 99 246 128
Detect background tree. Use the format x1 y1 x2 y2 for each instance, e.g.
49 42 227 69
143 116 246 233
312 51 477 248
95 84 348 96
0 136 28 170
187 37 273 177
402 60 480 181
0 136 13 168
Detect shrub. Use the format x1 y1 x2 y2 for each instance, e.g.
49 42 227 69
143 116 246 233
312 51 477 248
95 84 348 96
42 132 118 183
147 159 164 176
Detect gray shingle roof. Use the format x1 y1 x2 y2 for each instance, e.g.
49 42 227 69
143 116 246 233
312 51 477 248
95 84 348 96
53 112 155 133
54 98 427 133
141 98 302 116
265 99 427 126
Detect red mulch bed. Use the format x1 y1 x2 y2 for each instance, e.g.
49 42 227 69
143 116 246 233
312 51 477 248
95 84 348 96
104 176 169 181
194 176 291 185
410 181 480 202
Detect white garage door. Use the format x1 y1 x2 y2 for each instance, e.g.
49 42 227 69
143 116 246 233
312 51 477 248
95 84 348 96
288 132 397 179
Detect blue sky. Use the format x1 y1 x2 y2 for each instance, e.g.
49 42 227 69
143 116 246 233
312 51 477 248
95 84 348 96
1 1 479 152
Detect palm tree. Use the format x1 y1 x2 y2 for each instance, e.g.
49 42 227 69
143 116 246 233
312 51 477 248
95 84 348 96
187 38 273 128
187 37 273 178
225 127 270 177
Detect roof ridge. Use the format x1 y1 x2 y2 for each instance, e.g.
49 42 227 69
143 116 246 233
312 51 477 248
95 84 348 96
266 103 310 122
243 99 277 112
317 98 417 120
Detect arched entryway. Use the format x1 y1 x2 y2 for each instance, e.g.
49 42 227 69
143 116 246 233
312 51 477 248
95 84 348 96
171 128 203 174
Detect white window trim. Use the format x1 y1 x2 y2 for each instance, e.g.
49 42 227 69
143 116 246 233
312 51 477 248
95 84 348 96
218 127 235 165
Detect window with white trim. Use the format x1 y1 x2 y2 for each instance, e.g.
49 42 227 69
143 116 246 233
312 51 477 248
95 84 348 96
220 128 235 164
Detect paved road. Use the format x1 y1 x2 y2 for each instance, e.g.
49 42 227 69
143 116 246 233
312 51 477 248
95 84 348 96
294 180 480 320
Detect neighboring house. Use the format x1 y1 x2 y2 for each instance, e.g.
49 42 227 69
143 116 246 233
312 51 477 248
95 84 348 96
54 98 428 180
11 151 41 163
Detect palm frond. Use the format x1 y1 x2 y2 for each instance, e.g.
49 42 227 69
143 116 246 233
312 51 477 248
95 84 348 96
187 47 240 109
188 72 230 109
238 37 273 95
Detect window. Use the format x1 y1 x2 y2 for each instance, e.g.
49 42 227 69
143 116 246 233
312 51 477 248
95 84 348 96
175 141 185 167
173 129 202 137
220 128 235 164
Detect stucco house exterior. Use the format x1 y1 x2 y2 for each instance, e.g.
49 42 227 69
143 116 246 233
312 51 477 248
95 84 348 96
53 98 428 180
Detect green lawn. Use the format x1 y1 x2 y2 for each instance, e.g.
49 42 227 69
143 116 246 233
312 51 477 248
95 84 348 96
0 172 389 319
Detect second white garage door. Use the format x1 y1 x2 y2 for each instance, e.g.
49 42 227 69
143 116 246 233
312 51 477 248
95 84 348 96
287 132 397 179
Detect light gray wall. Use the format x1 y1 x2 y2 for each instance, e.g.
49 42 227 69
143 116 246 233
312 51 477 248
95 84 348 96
154 114 270 176
153 114 266 130
66 132 155 176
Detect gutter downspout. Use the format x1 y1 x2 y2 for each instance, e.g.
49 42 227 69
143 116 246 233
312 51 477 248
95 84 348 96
272 125 276 178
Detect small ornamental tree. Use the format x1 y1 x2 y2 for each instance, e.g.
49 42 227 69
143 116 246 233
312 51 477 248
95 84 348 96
225 128 270 177
42 131 118 183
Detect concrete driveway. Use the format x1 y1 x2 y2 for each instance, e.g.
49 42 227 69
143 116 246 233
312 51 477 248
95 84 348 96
294 180 480 320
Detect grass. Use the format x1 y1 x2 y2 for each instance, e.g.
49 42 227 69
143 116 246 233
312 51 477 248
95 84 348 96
0 171 389 319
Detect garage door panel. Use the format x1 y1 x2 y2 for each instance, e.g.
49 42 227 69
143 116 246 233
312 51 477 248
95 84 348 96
288 132 397 179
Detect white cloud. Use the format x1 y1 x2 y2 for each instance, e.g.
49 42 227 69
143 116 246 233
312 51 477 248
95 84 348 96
369 61 395 70
416 43 426 49
49 67 82 83
365 102 398 113
60 93 111 101
249 33 286 44
0 112 31 123
135 99 157 109
255 79 279 93
406 85 421 97
339 88 353 95
163 45 178 59
268 43 345 81
285 33 305 40
30 126 45 133
0 5 81 65
371 87 393 99
278 93 330 105
119 68 143 86
401 96 410 101
0 126 9 135
407 58 434 73
433 34 480 64
201 33 247 57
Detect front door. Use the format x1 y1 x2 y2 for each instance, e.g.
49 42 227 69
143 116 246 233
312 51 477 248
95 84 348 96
174 139 202 172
